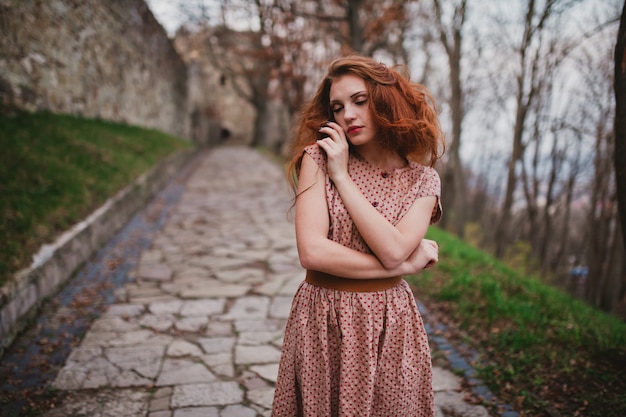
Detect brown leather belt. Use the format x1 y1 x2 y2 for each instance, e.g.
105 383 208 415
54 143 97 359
305 270 402 292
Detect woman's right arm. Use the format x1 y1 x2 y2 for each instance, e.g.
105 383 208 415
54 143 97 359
295 153 437 279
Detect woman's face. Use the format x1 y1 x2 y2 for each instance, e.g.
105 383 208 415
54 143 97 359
329 74 375 147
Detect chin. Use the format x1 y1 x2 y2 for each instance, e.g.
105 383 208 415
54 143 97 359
349 137 374 147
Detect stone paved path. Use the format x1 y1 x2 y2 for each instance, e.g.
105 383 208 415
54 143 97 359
44 146 491 417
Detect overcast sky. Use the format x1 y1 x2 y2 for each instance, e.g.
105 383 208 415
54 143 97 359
146 0 183 35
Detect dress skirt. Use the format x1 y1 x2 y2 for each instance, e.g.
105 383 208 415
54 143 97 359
271 280 434 417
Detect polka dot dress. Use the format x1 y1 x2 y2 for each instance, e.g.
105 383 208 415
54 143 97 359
272 145 441 417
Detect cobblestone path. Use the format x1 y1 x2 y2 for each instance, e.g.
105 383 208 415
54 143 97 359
31 146 490 417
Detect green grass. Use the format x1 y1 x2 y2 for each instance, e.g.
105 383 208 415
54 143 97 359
409 227 626 417
0 111 192 286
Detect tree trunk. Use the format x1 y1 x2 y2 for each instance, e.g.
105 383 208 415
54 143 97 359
347 0 364 52
538 148 558 272
434 0 467 238
449 31 466 238
250 97 269 148
602 218 625 312
585 124 616 309
495 101 527 257
550 173 575 278
614 1 626 251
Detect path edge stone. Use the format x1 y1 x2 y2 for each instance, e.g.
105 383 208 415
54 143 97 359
0 147 199 357
417 301 519 417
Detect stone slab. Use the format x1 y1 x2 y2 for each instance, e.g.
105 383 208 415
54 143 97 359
171 382 243 407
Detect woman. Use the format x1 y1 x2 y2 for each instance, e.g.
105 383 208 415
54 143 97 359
272 55 444 417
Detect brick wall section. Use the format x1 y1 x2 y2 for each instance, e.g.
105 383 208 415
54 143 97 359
0 0 189 139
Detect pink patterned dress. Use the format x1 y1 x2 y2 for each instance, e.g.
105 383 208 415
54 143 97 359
272 145 442 417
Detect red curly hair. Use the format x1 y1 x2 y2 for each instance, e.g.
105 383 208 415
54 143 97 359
286 54 444 192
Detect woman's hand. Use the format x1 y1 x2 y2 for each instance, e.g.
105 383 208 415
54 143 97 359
317 121 350 182
404 239 439 274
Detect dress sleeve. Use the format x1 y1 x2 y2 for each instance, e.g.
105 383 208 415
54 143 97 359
303 144 327 172
415 166 443 224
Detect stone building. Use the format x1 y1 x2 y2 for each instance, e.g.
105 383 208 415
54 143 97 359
173 25 292 151
174 27 257 146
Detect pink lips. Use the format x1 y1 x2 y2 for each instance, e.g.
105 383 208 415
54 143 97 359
348 126 362 134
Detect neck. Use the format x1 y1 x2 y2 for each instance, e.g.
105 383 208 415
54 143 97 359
354 144 405 170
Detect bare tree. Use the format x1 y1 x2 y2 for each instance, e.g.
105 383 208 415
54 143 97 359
537 122 583 275
583 40 622 311
587 124 620 311
615 1 626 250
517 34 572 267
430 0 468 238
304 0 419 63
545 2 626 311
494 0 571 258
563 9 623 311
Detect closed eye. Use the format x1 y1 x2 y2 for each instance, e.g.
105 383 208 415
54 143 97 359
332 98 366 113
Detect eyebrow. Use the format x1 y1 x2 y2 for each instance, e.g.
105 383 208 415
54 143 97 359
330 90 367 103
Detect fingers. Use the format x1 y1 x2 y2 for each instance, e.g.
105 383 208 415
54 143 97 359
405 239 439 273
316 122 349 174
424 260 436 269
316 136 342 157
423 239 439 253
422 238 438 249
318 121 347 144
421 239 439 269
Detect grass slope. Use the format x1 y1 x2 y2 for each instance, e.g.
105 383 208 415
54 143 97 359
0 111 191 286
409 227 626 417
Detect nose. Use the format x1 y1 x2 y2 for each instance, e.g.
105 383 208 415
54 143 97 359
343 104 356 122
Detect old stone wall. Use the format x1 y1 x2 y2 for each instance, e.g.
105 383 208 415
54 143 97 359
0 0 189 139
